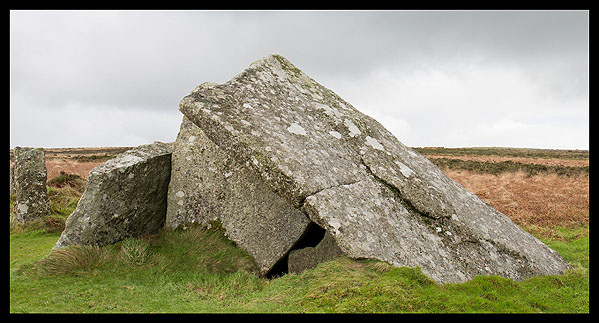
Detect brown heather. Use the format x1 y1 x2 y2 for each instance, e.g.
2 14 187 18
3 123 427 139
443 169 589 231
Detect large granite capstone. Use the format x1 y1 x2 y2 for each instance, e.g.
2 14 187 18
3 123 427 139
54 142 173 249
177 54 570 283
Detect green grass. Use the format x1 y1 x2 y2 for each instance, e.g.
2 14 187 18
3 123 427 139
9 162 589 313
9 222 589 313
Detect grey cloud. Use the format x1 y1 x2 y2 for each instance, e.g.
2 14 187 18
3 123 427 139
10 10 588 149
11 10 588 108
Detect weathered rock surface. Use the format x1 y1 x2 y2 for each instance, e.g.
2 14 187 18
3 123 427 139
166 109 310 275
10 164 16 196
178 54 570 283
12 147 50 223
54 142 173 249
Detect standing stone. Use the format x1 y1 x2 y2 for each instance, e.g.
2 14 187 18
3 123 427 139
166 105 311 276
178 54 570 283
10 164 15 196
54 142 173 249
13 147 50 223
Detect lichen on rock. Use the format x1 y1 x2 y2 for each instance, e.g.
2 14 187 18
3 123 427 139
13 147 50 223
53 142 173 249
166 113 310 276
177 54 570 283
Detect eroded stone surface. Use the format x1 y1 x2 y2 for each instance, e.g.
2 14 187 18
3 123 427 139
13 147 50 223
179 54 570 283
54 142 173 249
166 112 310 275
10 164 16 196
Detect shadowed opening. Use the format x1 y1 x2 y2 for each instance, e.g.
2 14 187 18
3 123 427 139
265 222 326 279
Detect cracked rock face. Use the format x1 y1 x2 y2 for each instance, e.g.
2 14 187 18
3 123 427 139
179 54 570 283
166 113 310 275
54 142 173 249
13 147 50 223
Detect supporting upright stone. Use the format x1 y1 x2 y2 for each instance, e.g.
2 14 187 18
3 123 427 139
166 108 310 276
13 147 50 223
54 142 173 249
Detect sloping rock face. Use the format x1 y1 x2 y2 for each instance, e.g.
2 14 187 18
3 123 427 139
13 147 50 223
178 54 570 284
54 142 173 249
166 109 310 275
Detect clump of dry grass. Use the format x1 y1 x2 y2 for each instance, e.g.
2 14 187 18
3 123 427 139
10 216 66 234
367 261 393 274
120 238 152 266
47 171 86 192
35 245 109 276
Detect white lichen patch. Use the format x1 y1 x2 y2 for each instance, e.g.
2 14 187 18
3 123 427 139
365 136 384 151
394 160 414 178
176 191 185 198
240 120 252 127
407 149 419 157
344 119 361 137
315 103 343 118
311 91 324 101
224 122 240 135
17 203 29 214
338 102 350 110
329 130 342 139
287 122 307 136
111 154 144 170
194 101 206 109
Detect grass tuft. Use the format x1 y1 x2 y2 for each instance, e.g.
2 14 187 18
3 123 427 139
47 171 86 192
35 245 109 276
120 238 152 266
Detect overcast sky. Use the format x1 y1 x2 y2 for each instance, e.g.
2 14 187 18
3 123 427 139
10 10 589 150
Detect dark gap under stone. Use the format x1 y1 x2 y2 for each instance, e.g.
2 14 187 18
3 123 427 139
265 221 326 278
